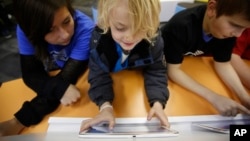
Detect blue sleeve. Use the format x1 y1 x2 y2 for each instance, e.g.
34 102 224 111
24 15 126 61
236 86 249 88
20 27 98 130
16 25 35 55
69 10 95 60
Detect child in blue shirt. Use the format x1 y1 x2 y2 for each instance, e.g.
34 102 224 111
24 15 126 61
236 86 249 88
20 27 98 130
0 0 94 136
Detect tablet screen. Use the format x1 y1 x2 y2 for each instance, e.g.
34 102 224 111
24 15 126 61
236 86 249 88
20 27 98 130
79 123 179 138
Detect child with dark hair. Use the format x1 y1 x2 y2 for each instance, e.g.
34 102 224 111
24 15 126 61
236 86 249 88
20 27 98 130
0 0 94 136
162 0 250 117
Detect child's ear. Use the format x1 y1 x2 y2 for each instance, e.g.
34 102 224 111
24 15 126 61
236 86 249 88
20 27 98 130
206 0 217 18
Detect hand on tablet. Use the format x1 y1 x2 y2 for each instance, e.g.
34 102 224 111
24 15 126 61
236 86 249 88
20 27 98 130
79 103 115 134
147 101 170 128
211 94 250 116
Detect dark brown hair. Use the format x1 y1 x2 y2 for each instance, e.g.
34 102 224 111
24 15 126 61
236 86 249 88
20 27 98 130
13 0 74 60
214 0 250 21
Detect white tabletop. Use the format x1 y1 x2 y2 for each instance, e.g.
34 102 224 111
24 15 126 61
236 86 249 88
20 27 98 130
1 114 249 141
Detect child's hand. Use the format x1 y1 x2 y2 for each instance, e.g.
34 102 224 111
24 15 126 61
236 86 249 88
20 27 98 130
79 103 115 134
212 94 250 116
147 101 170 128
238 94 250 110
60 84 80 106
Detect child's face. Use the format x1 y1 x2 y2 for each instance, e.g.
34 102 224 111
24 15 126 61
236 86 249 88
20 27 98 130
207 14 250 39
108 0 145 52
44 6 74 46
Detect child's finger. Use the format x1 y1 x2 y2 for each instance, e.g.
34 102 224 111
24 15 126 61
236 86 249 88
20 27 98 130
147 109 155 121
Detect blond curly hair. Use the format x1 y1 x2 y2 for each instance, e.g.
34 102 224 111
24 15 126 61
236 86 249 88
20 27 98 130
97 0 160 41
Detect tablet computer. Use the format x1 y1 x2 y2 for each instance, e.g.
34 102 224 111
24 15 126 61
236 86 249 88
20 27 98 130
79 123 179 138
192 119 250 134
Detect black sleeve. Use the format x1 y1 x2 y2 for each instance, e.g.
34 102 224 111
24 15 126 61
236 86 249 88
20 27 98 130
87 28 114 107
211 37 236 62
57 58 88 84
87 51 114 107
20 55 88 99
143 35 169 109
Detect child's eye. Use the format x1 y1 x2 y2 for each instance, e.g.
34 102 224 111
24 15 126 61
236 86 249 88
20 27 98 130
116 27 125 31
63 19 70 25
62 16 71 25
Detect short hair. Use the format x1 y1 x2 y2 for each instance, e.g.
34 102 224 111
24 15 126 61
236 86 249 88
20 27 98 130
214 0 250 21
97 0 161 41
13 0 74 60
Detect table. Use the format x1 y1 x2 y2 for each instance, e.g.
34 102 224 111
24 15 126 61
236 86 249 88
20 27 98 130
1 56 248 137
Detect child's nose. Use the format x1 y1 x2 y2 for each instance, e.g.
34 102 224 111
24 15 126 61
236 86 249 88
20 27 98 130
58 28 69 39
233 28 246 37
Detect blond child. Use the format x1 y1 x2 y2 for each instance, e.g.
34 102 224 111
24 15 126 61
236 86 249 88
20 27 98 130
80 0 169 132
